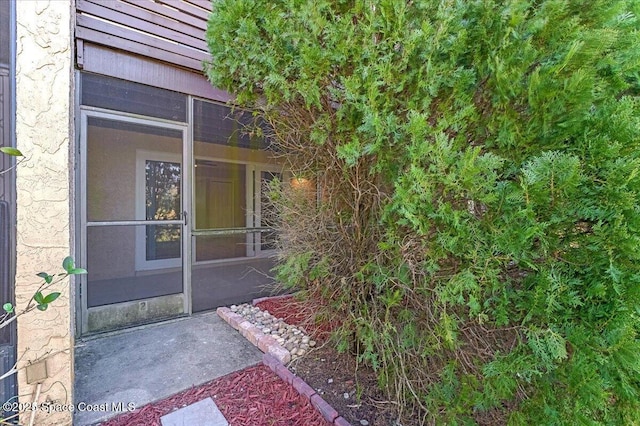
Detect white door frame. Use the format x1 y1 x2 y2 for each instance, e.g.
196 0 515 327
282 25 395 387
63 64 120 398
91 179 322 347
134 150 183 271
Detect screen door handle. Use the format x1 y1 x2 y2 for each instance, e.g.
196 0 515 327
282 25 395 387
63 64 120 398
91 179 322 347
183 210 188 226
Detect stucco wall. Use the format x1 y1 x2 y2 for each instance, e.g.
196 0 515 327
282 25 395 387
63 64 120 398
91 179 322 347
15 1 73 425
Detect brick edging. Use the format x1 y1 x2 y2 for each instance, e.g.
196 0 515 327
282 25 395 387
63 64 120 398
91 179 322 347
262 353 352 426
217 306 291 364
217 306 351 425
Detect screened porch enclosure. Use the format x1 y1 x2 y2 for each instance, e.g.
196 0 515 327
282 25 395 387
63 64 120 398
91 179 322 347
85 117 185 309
80 73 282 334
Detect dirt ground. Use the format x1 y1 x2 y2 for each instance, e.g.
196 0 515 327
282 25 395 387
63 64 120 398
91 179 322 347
290 344 402 426
257 297 403 426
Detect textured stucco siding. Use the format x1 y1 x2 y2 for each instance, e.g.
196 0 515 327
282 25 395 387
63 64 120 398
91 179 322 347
15 1 74 425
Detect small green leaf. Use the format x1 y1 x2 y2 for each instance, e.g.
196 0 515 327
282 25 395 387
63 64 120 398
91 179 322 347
36 304 48 311
69 268 87 275
3 303 13 313
0 147 23 157
62 256 74 272
33 292 44 304
42 292 60 304
37 272 53 284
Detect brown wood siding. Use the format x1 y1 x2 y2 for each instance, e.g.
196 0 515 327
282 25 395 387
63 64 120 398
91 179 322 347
81 43 231 103
76 0 212 73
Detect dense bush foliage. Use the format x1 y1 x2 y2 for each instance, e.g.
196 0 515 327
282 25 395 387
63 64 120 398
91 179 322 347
206 1 640 424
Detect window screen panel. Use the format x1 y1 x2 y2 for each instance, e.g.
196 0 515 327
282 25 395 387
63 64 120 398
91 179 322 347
86 116 183 222
86 225 183 307
81 73 187 122
193 99 268 149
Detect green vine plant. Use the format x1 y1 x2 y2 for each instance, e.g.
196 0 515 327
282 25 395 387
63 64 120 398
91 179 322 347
0 147 25 176
0 256 86 386
0 148 87 425
0 256 87 332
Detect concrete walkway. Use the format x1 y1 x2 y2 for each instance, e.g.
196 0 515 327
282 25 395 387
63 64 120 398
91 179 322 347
74 312 262 425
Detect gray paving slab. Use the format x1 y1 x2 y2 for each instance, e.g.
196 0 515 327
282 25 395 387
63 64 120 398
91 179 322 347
74 312 261 425
160 397 228 426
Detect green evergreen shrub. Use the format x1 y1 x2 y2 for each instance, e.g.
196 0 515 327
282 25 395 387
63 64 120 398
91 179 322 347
205 1 640 424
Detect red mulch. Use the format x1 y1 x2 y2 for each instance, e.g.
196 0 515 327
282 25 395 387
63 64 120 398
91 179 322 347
100 364 329 426
256 297 307 325
256 296 338 341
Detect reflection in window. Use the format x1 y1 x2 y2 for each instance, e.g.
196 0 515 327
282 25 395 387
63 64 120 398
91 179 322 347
194 160 247 261
145 160 181 261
